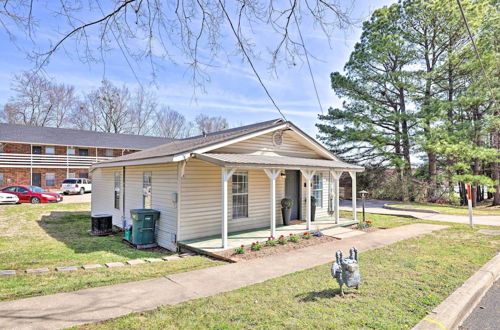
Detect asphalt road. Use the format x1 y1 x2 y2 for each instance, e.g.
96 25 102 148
460 279 500 330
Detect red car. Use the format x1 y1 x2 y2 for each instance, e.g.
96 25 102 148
0 185 63 204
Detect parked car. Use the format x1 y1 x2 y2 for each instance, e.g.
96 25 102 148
0 185 63 204
61 178 92 195
0 192 19 204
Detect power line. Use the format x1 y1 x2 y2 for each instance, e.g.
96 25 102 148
218 0 287 121
456 0 496 102
291 0 324 114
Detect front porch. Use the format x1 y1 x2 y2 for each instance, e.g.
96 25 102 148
179 217 357 253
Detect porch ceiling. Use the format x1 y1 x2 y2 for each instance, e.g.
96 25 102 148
193 153 364 172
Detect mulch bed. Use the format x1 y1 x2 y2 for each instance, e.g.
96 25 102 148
216 235 338 262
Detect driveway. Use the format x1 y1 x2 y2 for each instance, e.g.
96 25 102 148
340 199 500 227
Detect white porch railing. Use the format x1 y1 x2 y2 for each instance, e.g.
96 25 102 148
0 153 112 169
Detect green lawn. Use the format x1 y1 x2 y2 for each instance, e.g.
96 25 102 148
386 202 500 216
0 203 222 301
82 217 500 329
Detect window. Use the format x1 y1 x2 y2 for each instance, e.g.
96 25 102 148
67 148 75 155
232 171 248 219
45 146 55 155
32 146 42 154
114 172 121 210
106 149 114 157
79 172 89 179
0 144 3 153
78 149 89 156
46 173 55 186
312 174 323 208
0 173 3 187
3 186 16 192
143 171 152 209
67 173 76 179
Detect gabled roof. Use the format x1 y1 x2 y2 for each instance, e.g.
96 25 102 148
91 118 361 170
94 118 290 167
0 123 172 150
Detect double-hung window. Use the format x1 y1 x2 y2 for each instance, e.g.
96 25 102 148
45 173 55 186
312 174 323 208
232 171 248 219
45 146 55 155
67 147 75 156
143 171 152 209
114 172 121 210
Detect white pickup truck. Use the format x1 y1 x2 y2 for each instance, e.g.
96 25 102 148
61 178 92 195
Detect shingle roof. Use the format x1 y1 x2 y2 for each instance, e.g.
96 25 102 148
194 153 364 171
95 118 287 166
0 123 173 150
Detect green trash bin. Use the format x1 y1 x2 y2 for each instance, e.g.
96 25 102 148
130 209 160 245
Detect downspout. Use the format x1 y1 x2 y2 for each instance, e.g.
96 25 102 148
176 160 187 250
122 166 126 229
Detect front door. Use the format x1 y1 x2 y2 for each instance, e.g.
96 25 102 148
32 173 41 187
285 170 301 220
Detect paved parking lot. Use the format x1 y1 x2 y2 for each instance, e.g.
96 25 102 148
59 192 91 203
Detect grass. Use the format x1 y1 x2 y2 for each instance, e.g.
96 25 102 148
386 202 500 216
81 216 500 329
0 203 222 301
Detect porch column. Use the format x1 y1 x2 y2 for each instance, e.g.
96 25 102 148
264 169 281 238
221 167 236 249
300 169 316 230
330 171 342 224
349 171 357 222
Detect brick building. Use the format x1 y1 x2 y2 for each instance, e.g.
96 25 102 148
0 123 171 190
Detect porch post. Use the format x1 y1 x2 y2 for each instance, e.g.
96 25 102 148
264 169 281 238
221 167 236 249
330 171 342 224
349 171 357 222
300 169 316 230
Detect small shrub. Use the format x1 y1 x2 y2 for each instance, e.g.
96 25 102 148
303 232 311 239
235 245 245 254
281 198 293 208
278 235 287 245
288 234 299 243
357 221 372 230
251 242 262 251
266 237 277 246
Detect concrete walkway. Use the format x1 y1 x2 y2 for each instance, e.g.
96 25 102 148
340 199 500 227
0 223 447 330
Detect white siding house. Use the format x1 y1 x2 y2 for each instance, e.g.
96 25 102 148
91 119 363 251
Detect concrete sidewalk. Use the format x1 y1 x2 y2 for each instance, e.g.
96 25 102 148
0 223 447 330
340 199 500 227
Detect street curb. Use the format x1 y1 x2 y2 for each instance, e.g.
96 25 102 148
413 253 500 330
383 203 440 214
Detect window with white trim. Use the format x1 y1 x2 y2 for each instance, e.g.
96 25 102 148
106 149 114 157
45 146 55 155
46 173 55 186
143 171 152 209
232 171 248 219
0 173 3 187
67 147 75 155
313 174 323 208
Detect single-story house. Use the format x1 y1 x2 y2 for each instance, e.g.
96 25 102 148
91 119 363 251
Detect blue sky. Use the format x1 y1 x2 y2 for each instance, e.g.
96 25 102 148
0 1 396 137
